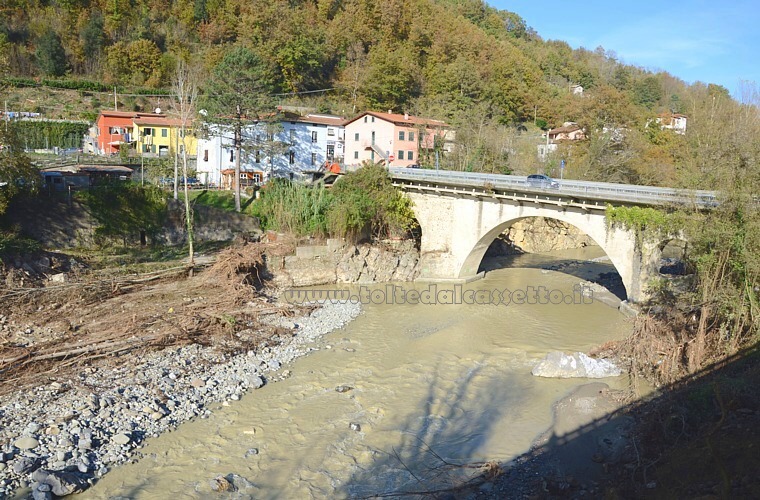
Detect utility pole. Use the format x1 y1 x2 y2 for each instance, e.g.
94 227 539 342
114 87 117 110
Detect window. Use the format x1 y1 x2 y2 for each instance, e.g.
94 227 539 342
409 131 415 142
328 128 335 136
288 151 295 164
253 173 262 182
354 151 359 159
203 150 208 162
354 133 359 141
398 131 405 141
398 151 404 160
143 128 153 136
371 116 375 122
161 128 167 137
255 150 261 164
364 116 367 123
408 151 414 160
311 131 318 143
229 150 234 162
311 153 317 165
289 129 296 142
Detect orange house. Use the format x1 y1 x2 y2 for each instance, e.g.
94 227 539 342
343 111 452 168
96 110 163 155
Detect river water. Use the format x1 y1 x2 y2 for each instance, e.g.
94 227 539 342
84 248 635 499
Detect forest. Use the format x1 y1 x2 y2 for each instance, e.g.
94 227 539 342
0 0 757 189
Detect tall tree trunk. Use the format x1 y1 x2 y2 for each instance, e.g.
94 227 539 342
234 107 242 212
181 138 194 274
173 132 179 200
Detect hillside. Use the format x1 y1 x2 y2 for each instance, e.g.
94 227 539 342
1 0 756 187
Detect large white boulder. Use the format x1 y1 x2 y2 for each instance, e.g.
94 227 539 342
532 351 622 378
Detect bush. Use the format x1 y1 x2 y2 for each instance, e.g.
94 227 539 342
327 164 417 240
252 179 333 236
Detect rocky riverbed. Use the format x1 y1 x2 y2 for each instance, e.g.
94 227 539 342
0 300 361 499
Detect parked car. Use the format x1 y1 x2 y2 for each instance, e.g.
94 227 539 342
527 174 559 189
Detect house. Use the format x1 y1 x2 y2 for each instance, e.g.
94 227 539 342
655 113 687 134
132 116 198 158
343 111 453 168
547 122 586 141
95 110 162 155
538 122 586 160
195 112 346 187
570 84 584 96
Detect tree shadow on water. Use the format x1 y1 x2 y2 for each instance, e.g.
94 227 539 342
339 361 529 499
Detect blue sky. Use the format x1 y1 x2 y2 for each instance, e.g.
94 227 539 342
492 1 760 96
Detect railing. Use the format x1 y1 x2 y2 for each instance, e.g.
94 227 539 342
389 167 719 208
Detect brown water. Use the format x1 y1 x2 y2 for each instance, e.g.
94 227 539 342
84 248 635 499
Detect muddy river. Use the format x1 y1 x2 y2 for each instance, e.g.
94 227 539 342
84 248 636 498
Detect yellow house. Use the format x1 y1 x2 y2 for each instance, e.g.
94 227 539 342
132 116 198 158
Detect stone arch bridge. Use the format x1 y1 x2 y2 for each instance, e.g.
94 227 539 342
390 168 716 303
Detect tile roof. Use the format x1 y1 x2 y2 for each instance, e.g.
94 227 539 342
133 116 184 126
344 111 449 128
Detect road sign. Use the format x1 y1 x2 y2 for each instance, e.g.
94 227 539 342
389 155 395 161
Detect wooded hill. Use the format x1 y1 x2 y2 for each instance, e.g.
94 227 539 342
1 0 756 187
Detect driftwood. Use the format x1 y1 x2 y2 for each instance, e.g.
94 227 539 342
0 334 160 367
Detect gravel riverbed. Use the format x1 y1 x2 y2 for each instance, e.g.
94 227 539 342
0 300 361 499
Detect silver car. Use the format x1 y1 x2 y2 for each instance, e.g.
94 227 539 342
527 174 559 189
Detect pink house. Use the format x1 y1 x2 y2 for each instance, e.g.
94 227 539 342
343 111 452 168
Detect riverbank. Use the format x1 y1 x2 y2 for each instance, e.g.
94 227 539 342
1 244 634 498
1 299 360 498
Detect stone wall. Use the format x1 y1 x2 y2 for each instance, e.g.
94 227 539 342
158 200 261 246
5 197 261 249
269 240 420 287
489 217 596 256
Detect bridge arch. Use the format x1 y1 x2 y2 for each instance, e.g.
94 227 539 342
404 190 654 302
458 213 632 300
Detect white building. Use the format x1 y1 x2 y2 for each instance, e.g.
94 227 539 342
195 112 345 187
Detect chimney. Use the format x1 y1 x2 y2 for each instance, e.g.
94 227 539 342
388 109 392 114
404 113 409 120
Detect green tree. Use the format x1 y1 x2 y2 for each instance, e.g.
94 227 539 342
201 45 276 212
632 75 663 109
36 31 67 77
0 125 39 215
81 13 105 71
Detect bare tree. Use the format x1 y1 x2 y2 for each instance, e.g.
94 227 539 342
171 58 199 270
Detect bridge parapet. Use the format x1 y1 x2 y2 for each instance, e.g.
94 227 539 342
390 168 718 208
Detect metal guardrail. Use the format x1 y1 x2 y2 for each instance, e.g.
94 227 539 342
389 167 719 208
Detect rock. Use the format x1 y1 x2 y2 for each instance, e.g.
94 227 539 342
13 456 40 474
112 433 131 446
349 422 361 432
210 475 235 492
249 376 265 389
49 273 67 283
14 436 40 450
335 385 353 393
268 360 281 370
532 352 622 378
190 378 205 388
244 448 259 457
32 485 53 500
38 470 91 496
